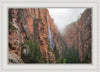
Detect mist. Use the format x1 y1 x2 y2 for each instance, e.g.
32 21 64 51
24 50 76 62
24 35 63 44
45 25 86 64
48 8 86 33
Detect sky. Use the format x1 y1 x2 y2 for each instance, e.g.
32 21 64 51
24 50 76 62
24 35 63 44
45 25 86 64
48 8 86 33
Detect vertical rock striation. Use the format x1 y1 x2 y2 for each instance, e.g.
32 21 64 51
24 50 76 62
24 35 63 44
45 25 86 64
8 8 92 63
63 9 92 62
8 8 56 63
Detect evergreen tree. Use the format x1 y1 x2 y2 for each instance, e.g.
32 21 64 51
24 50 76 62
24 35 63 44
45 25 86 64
22 39 46 63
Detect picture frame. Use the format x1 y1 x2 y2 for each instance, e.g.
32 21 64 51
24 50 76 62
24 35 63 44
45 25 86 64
0 0 99 72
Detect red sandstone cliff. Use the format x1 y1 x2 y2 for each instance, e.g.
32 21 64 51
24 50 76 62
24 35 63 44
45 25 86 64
63 9 91 62
47 11 65 59
8 8 91 63
8 8 56 63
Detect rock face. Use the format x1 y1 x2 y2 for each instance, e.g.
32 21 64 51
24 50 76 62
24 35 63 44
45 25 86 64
9 51 24 63
8 8 56 63
8 8 91 63
63 9 91 62
47 11 66 59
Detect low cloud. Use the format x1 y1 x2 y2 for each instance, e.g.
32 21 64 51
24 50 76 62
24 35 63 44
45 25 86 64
48 8 86 33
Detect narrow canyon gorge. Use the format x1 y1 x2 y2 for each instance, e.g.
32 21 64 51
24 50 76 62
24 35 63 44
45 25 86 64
8 8 91 63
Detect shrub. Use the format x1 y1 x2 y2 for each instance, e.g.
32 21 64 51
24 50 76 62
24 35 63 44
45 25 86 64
61 45 81 63
22 39 47 63
48 43 51 52
41 23 45 26
40 27 44 31
17 9 23 20
18 15 22 20
9 22 17 30
54 33 56 36
8 12 12 21
53 45 60 62
34 18 42 21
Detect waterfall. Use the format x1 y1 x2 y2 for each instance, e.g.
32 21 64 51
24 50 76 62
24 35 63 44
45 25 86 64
48 26 54 48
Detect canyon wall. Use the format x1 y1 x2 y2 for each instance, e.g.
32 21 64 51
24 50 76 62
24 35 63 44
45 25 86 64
47 12 66 59
8 8 56 63
63 9 92 62
8 8 92 63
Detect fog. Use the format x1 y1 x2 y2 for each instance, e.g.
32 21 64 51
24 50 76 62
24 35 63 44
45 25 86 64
48 8 86 33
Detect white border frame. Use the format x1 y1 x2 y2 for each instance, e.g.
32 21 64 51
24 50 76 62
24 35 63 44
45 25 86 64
0 0 99 72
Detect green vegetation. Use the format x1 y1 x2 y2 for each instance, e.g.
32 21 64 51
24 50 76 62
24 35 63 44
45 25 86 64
53 45 81 63
48 43 51 52
9 22 17 30
62 46 81 63
17 9 23 20
8 10 17 30
34 18 45 27
34 18 42 21
53 45 60 62
21 39 90 63
8 10 12 21
54 33 56 36
18 15 23 20
41 23 45 26
8 10 16 30
52 45 61 63
40 27 44 31
82 44 91 63
21 39 47 63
